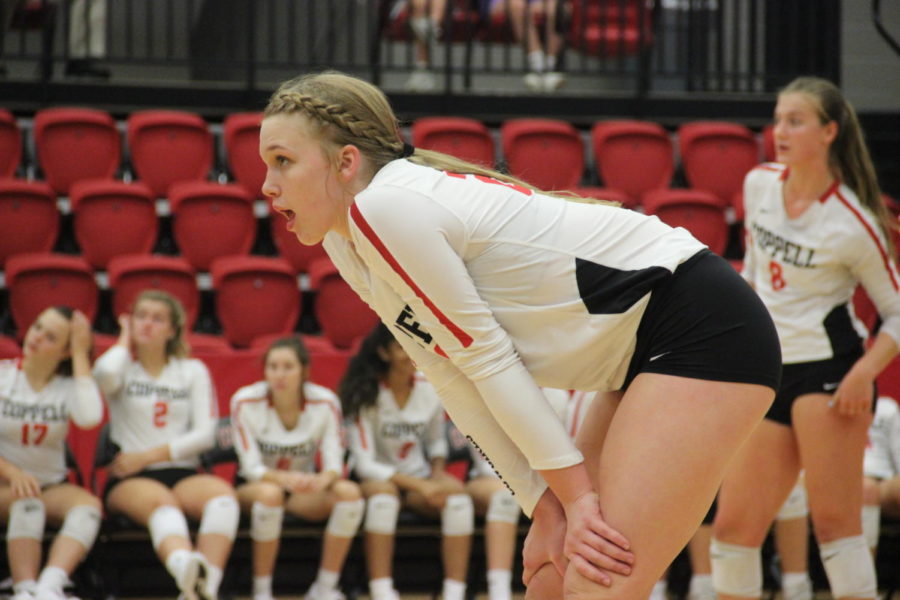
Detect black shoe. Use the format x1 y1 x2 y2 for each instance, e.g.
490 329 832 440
65 58 110 78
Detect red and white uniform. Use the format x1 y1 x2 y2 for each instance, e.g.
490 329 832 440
230 380 345 481
93 345 217 469
742 164 900 363
347 375 448 481
0 359 103 486
324 159 705 513
864 397 900 480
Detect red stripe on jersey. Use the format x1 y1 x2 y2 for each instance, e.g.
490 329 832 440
835 191 899 291
350 203 473 348
234 397 267 451
818 180 840 204
356 416 369 450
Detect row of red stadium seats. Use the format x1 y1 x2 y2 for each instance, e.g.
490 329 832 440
1 252 379 349
0 106 775 209
0 176 741 269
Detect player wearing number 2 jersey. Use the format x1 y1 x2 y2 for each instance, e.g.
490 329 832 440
0 307 103 600
342 324 474 600
93 290 238 600
712 77 899 600
260 71 780 599
230 337 362 600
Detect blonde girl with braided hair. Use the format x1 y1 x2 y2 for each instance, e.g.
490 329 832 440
260 70 780 599
711 76 900 600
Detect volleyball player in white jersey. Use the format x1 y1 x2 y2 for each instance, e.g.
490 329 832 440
258 71 781 599
230 336 363 600
711 76 900 600
862 396 900 555
0 307 103 600
93 290 239 600
342 323 474 600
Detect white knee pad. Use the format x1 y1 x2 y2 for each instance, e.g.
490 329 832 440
59 504 101 549
7 498 46 541
485 489 520 525
777 480 809 521
820 535 877 599
862 504 881 550
326 499 364 537
710 538 762 597
364 494 400 535
148 504 190 551
441 494 474 536
198 495 239 540
250 501 284 542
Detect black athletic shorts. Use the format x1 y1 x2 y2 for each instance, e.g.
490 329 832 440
104 467 198 501
623 250 782 392
765 351 876 426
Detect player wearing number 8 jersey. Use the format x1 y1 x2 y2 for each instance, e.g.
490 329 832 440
711 77 900 600
0 307 103 600
93 290 238 600
260 71 781 599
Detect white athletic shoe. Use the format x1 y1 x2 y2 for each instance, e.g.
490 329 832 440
542 71 566 91
34 586 76 600
303 583 346 600
175 551 212 600
11 592 36 600
405 69 436 92
523 72 544 92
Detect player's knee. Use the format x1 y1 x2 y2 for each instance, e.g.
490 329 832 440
199 494 240 540
486 489 520 524
326 498 364 537
59 503 101 550
524 564 562 600
710 537 762 597
441 493 474 536
7 497 46 541
776 480 809 521
250 500 284 542
331 479 362 502
253 481 286 507
810 505 854 542
364 493 400 535
148 504 190 550
819 535 876 599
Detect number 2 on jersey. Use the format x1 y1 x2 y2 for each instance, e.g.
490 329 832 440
21 423 48 445
769 260 787 291
153 401 168 427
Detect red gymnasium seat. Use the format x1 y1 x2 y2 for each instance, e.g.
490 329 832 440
643 189 729 255
412 117 495 168
107 254 199 330
308 257 379 350
501 118 584 191
0 179 59 266
591 120 674 208
678 121 760 208
223 112 265 198
0 109 22 177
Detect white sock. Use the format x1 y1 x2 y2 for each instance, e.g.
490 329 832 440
443 578 466 600
528 50 545 73
545 54 557 71
36 566 68 593
649 579 667 600
13 580 37 595
782 571 812 600
253 575 273 599
205 563 223 597
314 568 340 592
487 568 512 600
164 548 192 581
688 573 713 597
370 577 394 600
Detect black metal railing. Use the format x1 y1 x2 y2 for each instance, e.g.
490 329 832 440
0 0 839 98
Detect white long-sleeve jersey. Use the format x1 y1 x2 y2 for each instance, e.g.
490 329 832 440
864 396 900 480
93 345 217 469
742 164 900 363
324 159 705 513
230 380 345 481
0 359 103 485
347 375 448 482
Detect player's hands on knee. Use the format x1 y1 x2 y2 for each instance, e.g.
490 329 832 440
832 368 874 417
10 468 41 498
523 491 568 585
563 491 633 585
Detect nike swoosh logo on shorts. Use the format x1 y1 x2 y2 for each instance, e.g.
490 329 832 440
649 352 669 362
